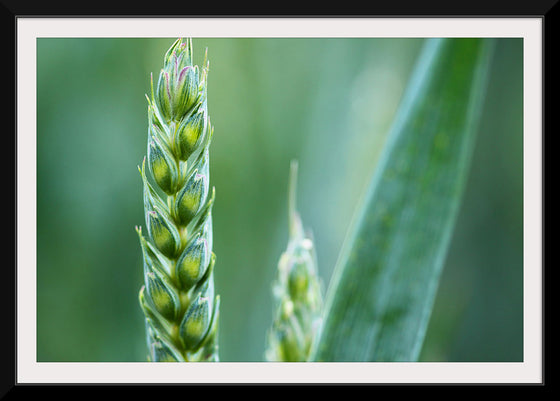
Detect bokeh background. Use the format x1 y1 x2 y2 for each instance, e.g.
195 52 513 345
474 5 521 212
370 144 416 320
36 37 523 362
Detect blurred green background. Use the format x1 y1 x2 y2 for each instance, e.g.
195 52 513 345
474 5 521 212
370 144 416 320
36 37 523 362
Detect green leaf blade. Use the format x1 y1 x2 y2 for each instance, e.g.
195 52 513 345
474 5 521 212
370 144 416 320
311 38 496 362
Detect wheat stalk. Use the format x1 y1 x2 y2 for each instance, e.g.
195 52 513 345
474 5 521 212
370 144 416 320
265 160 323 362
136 38 219 362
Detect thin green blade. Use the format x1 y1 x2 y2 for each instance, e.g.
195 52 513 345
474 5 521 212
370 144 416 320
311 38 495 362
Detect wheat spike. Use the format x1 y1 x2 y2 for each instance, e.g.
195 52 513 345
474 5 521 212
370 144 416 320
137 38 219 362
265 160 323 362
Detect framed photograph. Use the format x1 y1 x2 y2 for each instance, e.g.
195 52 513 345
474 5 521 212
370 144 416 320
10 8 549 387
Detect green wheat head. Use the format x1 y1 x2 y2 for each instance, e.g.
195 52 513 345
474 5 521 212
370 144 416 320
265 160 324 362
136 38 219 362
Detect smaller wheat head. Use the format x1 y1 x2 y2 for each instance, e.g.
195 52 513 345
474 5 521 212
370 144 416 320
136 38 219 362
266 160 324 362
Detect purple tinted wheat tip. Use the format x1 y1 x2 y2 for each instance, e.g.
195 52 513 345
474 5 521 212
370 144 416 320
178 66 191 83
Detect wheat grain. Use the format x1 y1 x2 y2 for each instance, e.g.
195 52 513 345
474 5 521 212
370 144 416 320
136 38 219 362
265 160 323 362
